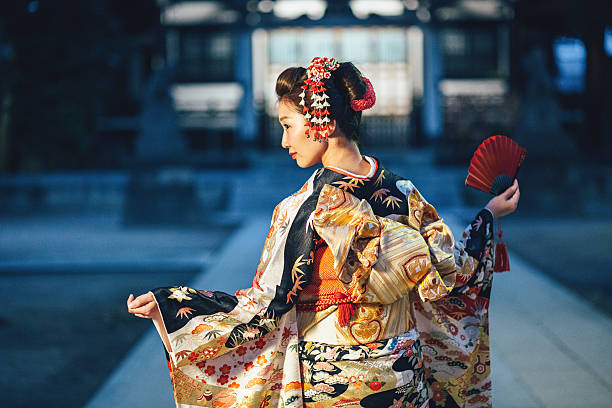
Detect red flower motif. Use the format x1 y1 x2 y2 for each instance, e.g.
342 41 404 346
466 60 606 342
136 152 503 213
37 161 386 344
368 381 382 391
188 352 199 362
205 365 216 376
196 361 206 369
448 323 458 336
282 327 292 341
218 375 229 385
236 346 247 356
432 391 445 402
254 338 266 349
244 362 254 371
220 364 231 375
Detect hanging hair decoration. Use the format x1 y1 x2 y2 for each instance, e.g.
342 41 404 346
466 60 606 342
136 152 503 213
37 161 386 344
300 57 340 141
350 77 376 111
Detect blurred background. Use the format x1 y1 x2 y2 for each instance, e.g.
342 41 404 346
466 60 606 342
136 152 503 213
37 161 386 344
0 1 610 407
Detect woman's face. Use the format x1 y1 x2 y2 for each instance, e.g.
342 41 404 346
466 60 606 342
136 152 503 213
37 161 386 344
278 99 327 168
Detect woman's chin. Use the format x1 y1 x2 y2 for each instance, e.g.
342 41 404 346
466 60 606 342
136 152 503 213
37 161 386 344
295 158 316 168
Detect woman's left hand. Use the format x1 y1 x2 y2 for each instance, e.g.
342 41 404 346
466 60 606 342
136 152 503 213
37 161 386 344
127 292 161 320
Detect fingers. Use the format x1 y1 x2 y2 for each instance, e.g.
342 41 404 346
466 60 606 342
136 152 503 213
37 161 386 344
510 186 520 206
129 299 155 314
126 293 134 308
502 179 519 198
128 292 151 309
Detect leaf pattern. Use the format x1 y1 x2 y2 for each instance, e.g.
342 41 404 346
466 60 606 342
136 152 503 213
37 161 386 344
332 177 364 192
370 188 390 202
332 180 358 192
174 349 191 360
382 195 402 209
204 329 222 340
291 255 306 282
473 215 483 231
172 333 190 347
375 169 385 186
286 273 306 304
176 307 195 319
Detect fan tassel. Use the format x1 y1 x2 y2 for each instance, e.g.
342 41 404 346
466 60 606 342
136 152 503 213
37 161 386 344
494 219 510 272
334 292 357 327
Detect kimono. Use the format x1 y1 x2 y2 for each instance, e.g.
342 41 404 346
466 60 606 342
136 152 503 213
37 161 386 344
151 157 495 408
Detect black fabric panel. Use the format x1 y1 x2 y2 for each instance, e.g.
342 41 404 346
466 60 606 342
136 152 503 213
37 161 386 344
152 288 238 334
464 208 494 259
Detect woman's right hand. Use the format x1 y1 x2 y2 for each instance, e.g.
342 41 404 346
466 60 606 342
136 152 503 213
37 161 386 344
484 179 520 219
128 292 173 353
127 292 161 320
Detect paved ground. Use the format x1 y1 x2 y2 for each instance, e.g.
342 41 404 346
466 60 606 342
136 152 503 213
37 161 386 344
86 216 270 408
0 213 235 408
497 217 612 317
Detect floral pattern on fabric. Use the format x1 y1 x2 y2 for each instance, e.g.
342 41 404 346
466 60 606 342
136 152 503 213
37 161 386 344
164 310 301 407
413 209 495 408
300 331 429 408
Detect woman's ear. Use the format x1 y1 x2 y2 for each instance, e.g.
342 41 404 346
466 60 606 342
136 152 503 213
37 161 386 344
327 119 337 137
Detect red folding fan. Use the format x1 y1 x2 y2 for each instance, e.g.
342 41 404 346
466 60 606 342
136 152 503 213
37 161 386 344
465 135 527 272
466 135 526 195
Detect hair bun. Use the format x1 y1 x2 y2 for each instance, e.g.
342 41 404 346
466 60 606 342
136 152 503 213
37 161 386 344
333 62 367 104
350 77 376 111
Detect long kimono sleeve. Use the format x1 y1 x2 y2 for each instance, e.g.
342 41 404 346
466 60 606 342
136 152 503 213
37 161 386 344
413 207 496 408
146 173 325 407
452 207 495 292
149 171 321 370
396 180 457 302
150 202 285 367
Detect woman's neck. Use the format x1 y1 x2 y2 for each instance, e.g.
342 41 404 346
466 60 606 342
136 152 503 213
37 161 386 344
321 137 370 176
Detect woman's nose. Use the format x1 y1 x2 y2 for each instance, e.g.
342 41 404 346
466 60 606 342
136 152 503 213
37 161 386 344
281 132 289 149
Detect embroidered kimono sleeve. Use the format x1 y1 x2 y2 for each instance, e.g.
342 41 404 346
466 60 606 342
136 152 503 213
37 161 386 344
150 202 286 368
150 171 322 369
452 208 494 291
395 181 456 302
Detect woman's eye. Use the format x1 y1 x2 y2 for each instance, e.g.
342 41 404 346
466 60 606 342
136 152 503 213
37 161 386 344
283 124 290 130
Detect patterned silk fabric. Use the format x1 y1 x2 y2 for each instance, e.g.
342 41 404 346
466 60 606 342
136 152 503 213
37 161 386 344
151 158 494 408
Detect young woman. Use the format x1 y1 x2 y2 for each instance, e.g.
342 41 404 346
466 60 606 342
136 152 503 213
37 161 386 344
127 57 519 408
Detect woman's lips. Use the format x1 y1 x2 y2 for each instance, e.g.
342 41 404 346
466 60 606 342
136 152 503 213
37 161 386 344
290 152 297 159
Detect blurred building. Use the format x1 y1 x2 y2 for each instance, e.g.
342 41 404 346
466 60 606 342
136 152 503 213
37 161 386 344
1 0 610 172
151 0 516 156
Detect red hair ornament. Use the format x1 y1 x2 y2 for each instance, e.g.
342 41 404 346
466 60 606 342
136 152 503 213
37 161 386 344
350 77 376 112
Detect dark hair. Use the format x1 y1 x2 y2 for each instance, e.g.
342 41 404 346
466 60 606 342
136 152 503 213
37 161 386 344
275 62 367 142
